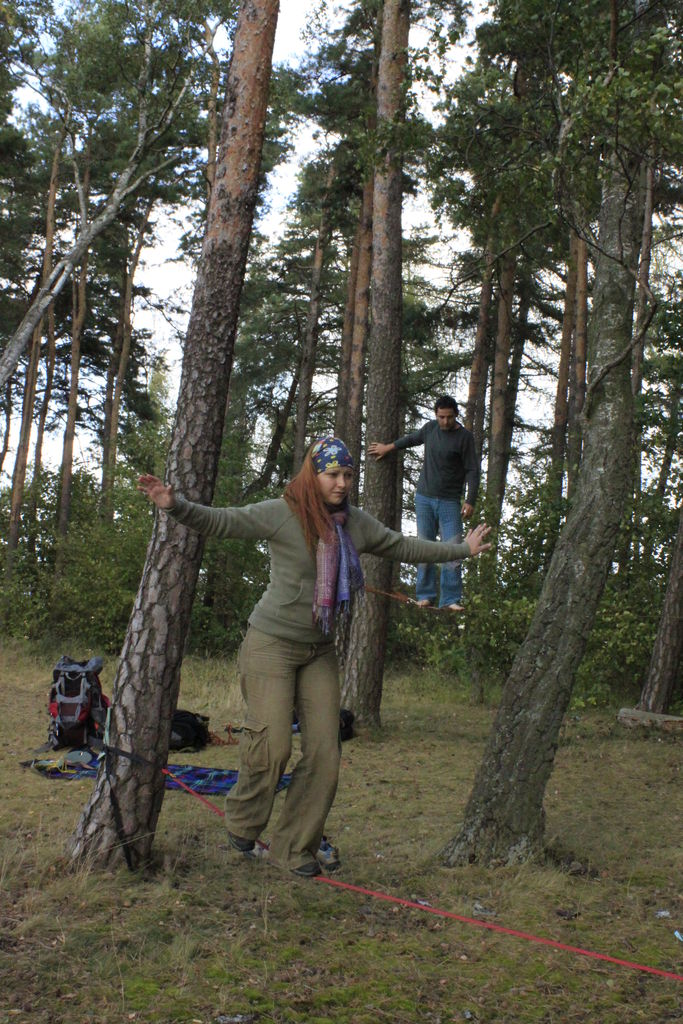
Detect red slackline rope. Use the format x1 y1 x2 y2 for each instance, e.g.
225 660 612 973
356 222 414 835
315 876 683 982
163 768 682 982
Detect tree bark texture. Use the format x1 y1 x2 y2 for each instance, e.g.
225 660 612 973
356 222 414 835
442 147 644 867
68 0 280 868
293 165 335 470
465 194 501 457
341 0 409 727
638 504 683 714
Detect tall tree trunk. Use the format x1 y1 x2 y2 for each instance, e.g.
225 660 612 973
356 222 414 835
101 199 154 517
0 382 11 477
549 231 578 506
656 379 681 500
346 175 374 500
442 144 645 868
69 0 280 868
637 505 683 714
9 131 65 568
619 161 655 574
341 0 410 727
292 165 335 470
240 370 299 499
567 235 588 499
102 268 126 502
56 256 89 544
205 19 221 200
28 132 65 530
500 277 529 493
465 194 501 458
5 325 41 576
335 208 362 441
485 255 516 528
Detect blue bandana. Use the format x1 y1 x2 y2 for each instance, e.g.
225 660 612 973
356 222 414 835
310 437 354 474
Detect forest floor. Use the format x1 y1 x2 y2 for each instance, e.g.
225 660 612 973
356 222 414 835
1 639 681 1024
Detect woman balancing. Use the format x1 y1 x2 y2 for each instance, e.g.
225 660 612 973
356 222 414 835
138 437 491 878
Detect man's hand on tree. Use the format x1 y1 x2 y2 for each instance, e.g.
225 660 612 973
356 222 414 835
368 442 395 460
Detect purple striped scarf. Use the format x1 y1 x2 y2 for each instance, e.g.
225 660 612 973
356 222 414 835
313 507 364 635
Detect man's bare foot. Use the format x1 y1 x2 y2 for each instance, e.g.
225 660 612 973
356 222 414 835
416 599 432 608
446 603 465 612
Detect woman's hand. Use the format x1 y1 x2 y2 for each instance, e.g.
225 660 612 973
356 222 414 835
464 522 492 557
137 474 175 510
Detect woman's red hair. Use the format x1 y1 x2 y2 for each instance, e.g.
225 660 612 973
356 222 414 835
283 450 334 550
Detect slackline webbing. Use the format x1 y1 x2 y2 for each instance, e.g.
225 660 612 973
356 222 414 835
30 748 680 981
314 876 683 983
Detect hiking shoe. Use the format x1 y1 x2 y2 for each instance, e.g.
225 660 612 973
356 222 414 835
245 843 269 863
228 831 255 853
292 860 322 878
316 836 341 873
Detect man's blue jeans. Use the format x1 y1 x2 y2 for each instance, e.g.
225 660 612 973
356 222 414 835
414 492 464 607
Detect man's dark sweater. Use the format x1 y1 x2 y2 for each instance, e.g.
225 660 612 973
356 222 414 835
395 420 480 504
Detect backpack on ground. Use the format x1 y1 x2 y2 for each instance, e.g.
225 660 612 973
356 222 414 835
48 656 110 749
169 709 210 751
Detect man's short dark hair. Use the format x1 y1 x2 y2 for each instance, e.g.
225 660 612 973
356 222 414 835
434 395 458 416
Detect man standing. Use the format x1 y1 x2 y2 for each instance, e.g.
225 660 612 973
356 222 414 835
369 396 480 611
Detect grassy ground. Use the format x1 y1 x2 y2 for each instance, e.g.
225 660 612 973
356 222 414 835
1 639 681 1024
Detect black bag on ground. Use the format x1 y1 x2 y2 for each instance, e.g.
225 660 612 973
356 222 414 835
48 656 109 749
339 708 354 742
170 710 210 750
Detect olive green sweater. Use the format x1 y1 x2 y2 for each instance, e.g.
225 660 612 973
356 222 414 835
168 496 471 643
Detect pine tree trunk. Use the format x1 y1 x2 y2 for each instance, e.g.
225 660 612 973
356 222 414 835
292 165 335 469
8 131 64 569
0 382 11 477
486 255 515 528
28 131 64 537
335 210 362 441
549 231 578 506
69 0 280 869
442 145 645 867
341 0 410 727
346 175 374 499
5 324 41 575
618 161 655 575
101 200 154 517
656 380 681 500
241 370 298 499
499 278 529 493
638 505 683 714
465 194 501 457
56 258 89 544
567 236 588 499
205 19 220 200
